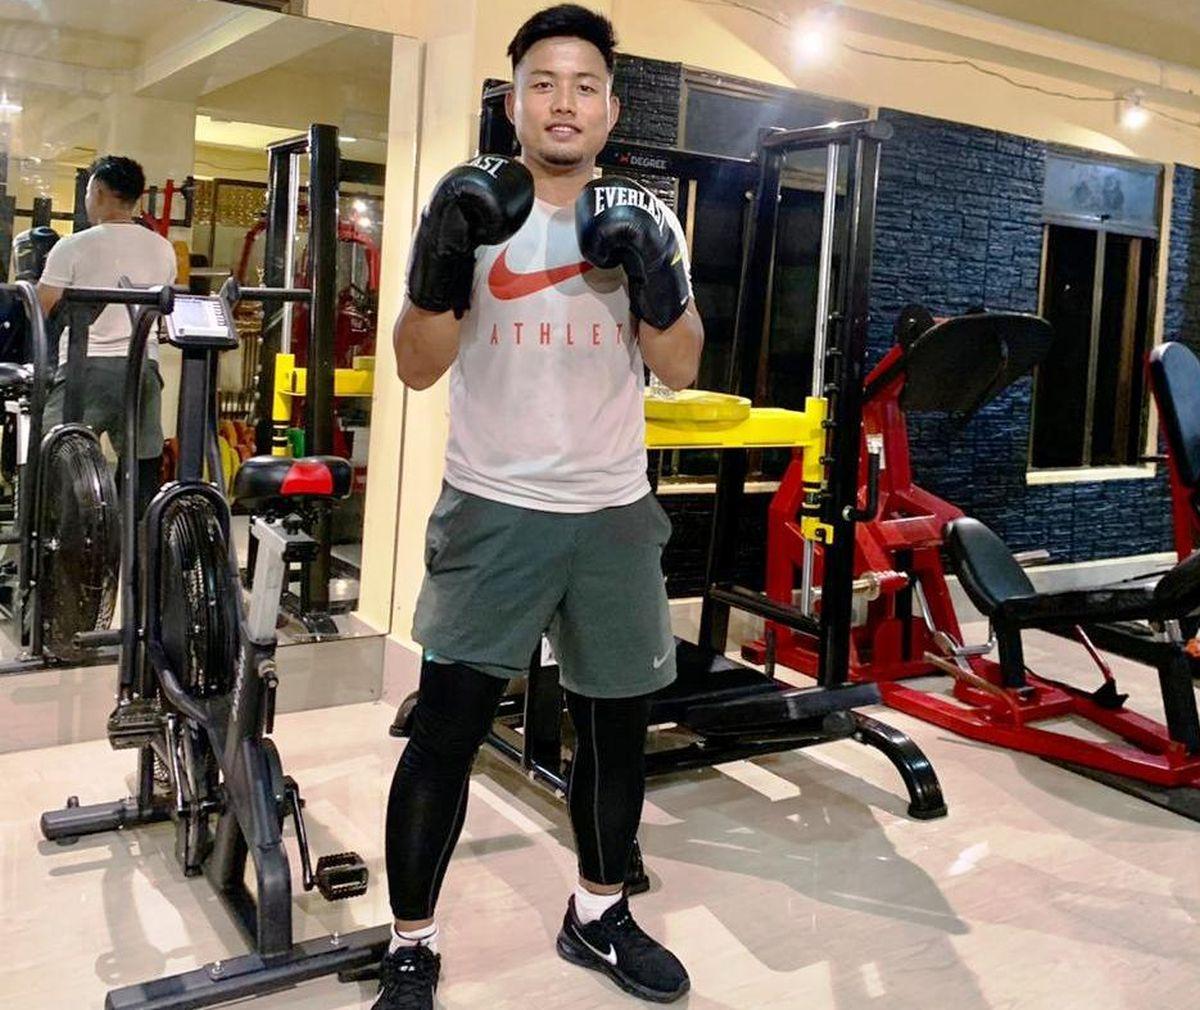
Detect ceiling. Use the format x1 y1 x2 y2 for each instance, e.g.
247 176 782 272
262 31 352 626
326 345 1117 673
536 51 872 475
0 0 199 39
0 0 393 165
942 0 1200 72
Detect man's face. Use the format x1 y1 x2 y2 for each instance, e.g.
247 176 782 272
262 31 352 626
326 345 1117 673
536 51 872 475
507 36 619 172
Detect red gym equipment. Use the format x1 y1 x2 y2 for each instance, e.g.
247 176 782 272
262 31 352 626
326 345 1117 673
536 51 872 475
234 214 381 369
746 306 1200 814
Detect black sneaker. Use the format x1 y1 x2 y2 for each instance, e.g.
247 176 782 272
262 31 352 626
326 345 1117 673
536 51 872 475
556 896 690 1003
371 944 441 1010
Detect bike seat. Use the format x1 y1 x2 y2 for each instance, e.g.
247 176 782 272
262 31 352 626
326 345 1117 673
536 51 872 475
231 455 352 512
0 362 31 393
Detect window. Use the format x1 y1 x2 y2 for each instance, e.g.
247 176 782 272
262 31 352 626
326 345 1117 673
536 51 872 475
1029 152 1162 470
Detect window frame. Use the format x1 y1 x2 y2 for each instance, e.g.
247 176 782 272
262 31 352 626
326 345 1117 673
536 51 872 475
1027 149 1164 479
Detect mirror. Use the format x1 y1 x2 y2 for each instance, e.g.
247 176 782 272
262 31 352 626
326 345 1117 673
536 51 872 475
0 0 399 664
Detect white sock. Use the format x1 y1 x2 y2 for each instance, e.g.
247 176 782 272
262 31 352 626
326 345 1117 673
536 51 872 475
574 885 622 924
389 923 439 955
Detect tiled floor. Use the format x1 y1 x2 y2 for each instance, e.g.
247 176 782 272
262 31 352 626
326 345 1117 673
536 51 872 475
3 626 1198 1009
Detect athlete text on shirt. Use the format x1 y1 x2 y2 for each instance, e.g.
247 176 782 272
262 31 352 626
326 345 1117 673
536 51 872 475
487 320 628 346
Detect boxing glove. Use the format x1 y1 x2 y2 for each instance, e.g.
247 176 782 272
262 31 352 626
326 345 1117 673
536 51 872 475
575 176 690 330
408 155 534 317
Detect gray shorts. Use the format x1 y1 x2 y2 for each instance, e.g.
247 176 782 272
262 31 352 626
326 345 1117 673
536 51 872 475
43 357 163 460
412 483 676 699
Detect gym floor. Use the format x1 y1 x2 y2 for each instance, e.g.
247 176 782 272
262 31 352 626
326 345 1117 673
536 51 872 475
3 623 1198 1009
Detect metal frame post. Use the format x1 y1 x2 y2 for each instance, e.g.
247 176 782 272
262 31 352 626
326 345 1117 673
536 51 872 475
817 132 883 687
698 135 786 654
258 145 294 456
301 124 340 614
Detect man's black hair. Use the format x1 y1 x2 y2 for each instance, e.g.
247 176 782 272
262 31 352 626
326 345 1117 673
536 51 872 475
507 4 617 74
89 155 146 204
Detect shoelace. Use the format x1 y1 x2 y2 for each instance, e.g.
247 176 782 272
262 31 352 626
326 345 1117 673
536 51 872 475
379 948 439 1006
603 909 666 959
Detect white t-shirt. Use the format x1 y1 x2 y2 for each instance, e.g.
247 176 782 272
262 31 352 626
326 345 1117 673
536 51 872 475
436 194 691 513
40 222 177 361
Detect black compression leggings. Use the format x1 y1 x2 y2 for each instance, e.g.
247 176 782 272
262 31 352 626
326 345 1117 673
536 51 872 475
386 659 652 921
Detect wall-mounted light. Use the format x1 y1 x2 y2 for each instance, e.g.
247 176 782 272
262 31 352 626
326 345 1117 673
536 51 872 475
0 93 23 115
341 135 359 143
1119 92 1149 130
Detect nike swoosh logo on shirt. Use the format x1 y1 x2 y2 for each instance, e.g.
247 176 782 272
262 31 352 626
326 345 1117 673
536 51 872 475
653 650 671 669
573 925 618 966
487 246 594 300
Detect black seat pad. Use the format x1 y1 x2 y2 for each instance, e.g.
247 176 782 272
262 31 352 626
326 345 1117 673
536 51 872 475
944 517 1037 617
0 362 31 392
232 455 352 510
1153 548 1200 614
1149 341 1200 490
945 517 1192 626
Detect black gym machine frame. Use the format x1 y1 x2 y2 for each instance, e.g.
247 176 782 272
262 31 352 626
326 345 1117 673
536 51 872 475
253 124 343 628
464 93 947 832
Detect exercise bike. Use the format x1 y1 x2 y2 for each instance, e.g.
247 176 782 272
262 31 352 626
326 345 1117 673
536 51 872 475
40 279 385 1010
0 273 121 668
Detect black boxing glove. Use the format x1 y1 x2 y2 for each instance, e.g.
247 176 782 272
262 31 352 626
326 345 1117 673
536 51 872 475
575 176 690 330
407 155 534 317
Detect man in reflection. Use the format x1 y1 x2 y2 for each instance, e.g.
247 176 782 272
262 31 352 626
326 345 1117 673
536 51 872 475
36 154 177 517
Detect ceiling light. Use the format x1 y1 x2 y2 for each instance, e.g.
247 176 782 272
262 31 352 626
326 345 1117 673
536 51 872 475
793 7 836 62
341 135 359 143
0 94 23 115
1119 93 1149 130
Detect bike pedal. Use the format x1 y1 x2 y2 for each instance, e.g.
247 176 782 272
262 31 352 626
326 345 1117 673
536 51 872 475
106 699 162 750
314 851 369 901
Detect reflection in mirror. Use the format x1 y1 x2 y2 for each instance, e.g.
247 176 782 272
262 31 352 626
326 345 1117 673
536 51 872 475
0 0 394 664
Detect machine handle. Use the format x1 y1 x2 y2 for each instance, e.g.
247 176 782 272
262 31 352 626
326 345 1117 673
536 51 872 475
72 629 122 649
62 285 174 314
844 451 881 523
708 584 822 636
219 277 312 305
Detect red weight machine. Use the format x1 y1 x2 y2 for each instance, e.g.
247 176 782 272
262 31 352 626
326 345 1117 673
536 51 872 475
747 307 1200 813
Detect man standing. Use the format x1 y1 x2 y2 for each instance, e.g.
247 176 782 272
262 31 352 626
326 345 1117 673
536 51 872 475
37 155 177 516
380 5 704 1008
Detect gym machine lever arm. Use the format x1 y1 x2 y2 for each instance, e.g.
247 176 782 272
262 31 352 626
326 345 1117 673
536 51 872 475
708 585 822 637
73 629 122 649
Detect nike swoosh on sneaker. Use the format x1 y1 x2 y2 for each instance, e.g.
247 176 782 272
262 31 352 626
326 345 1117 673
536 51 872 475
487 247 594 300
572 925 618 966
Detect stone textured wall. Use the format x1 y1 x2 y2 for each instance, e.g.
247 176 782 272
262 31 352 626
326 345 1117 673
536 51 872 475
869 108 1173 562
